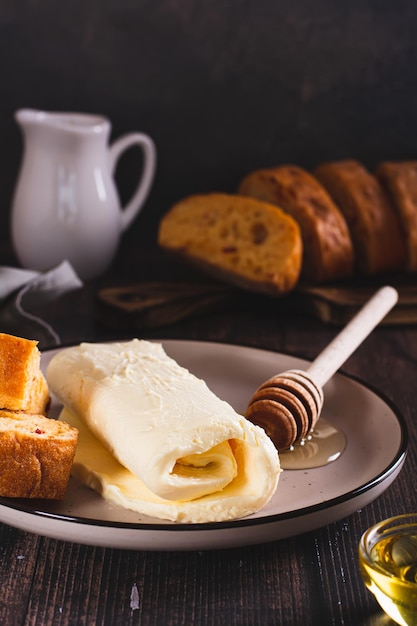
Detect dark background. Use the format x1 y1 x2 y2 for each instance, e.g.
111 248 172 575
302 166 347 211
2 0 417 255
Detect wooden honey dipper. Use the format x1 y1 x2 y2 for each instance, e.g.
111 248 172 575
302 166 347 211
245 286 399 450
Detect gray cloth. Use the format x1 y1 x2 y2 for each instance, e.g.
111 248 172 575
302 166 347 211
0 261 83 348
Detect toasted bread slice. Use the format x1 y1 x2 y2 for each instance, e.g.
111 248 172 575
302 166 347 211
158 193 302 296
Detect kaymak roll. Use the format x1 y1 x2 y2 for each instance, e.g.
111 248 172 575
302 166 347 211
46 339 281 523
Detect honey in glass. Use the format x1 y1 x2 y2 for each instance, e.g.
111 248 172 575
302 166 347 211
359 514 417 626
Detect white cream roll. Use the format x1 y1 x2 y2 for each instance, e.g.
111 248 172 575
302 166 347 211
47 339 281 522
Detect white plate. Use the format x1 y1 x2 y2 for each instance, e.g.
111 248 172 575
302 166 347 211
0 340 407 551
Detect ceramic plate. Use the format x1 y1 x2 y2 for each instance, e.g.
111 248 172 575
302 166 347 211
0 340 407 551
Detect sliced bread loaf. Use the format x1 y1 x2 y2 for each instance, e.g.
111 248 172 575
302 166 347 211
315 160 405 275
376 161 417 272
0 332 78 499
238 165 354 283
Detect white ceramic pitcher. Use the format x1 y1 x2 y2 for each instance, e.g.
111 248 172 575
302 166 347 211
11 109 156 279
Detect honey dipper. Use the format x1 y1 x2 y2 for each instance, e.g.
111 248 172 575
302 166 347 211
245 286 399 450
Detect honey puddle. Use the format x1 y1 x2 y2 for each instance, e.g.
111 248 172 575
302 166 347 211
279 418 347 470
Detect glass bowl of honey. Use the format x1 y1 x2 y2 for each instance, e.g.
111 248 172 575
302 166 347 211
359 513 417 626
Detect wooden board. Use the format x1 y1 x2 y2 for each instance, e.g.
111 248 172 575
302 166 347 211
292 280 417 325
96 278 417 329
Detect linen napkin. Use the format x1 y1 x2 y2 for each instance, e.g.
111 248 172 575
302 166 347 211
0 261 83 348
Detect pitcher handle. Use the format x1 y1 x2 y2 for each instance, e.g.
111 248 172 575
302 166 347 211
109 133 157 232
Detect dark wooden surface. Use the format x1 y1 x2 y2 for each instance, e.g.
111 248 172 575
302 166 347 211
1 242 416 626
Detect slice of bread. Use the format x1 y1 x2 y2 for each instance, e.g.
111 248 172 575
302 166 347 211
238 165 354 283
376 161 417 272
315 160 405 275
0 333 50 414
158 192 302 296
0 410 78 499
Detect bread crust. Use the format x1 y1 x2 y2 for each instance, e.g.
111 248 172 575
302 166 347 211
238 165 354 283
0 410 78 499
158 192 302 296
376 161 417 272
315 160 405 275
0 333 49 414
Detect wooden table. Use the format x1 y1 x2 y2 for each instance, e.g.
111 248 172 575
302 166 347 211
1 242 416 626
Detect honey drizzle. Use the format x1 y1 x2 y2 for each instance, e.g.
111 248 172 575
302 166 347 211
279 418 346 470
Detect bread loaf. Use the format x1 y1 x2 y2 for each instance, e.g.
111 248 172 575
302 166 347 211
0 332 78 499
315 160 405 275
0 410 78 499
158 192 302 296
0 333 49 414
238 165 354 283
376 161 417 272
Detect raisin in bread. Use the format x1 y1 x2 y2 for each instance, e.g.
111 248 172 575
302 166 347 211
238 165 354 283
158 193 302 296
315 160 405 275
0 410 78 499
376 161 417 272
